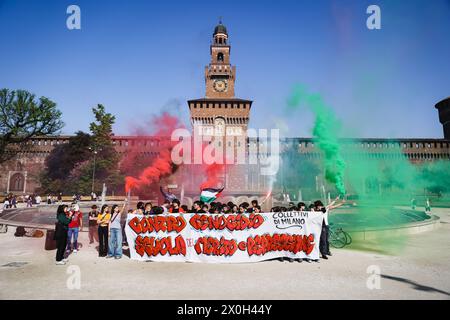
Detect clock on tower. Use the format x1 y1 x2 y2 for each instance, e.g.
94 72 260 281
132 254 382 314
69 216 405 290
186 20 254 191
188 20 252 140
204 20 235 99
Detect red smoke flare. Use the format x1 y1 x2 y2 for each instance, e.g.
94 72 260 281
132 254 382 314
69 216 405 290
123 112 184 193
200 162 226 190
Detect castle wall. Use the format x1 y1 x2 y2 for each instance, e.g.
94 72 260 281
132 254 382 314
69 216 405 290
1 136 449 196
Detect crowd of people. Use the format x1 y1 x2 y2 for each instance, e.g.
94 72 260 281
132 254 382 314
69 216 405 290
54 196 346 265
2 193 42 209
1 193 66 210
54 201 127 264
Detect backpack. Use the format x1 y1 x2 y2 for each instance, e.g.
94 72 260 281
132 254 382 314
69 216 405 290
14 226 26 237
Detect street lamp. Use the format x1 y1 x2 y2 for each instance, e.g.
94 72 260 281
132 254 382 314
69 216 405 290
88 147 102 194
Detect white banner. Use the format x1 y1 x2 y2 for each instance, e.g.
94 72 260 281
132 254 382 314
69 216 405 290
124 211 323 263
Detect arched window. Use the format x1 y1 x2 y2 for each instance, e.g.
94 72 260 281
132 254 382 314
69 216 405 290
217 52 224 62
9 173 25 192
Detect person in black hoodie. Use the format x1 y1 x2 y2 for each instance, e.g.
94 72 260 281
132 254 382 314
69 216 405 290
55 204 73 265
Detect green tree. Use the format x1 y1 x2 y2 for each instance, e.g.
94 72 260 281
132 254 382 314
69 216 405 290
40 104 124 195
39 131 92 194
0 88 63 163
87 104 123 193
45 131 92 181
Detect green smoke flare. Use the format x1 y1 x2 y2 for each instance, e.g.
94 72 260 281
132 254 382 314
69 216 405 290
288 84 346 195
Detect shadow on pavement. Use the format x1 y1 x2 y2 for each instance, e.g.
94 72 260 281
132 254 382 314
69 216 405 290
381 274 450 297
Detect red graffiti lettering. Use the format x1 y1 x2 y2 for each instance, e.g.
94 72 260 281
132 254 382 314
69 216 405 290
189 214 265 231
128 217 142 234
134 235 186 257
128 216 187 234
194 236 238 257
246 233 316 256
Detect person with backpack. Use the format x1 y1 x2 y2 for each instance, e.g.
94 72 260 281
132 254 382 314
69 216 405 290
107 200 127 259
55 205 73 265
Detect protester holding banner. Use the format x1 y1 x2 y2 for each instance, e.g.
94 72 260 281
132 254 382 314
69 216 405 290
250 200 259 213
169 199 185 213
143 202 153 216
125 203 324 263
162 200 171 213
315 197 345 260
134 202 145 215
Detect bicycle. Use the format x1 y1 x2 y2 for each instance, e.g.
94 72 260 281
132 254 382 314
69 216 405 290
328 224 352 248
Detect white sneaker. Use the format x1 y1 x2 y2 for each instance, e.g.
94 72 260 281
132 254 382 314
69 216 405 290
62 258 69 262
73 249 78 253
55 261 66 265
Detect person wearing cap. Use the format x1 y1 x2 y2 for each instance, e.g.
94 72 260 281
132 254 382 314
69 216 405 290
67 203 82 253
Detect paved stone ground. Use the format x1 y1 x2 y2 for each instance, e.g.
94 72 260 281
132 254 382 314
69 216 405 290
0 208 449 300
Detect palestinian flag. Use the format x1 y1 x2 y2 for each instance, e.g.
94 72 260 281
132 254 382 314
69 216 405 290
200 187 224 204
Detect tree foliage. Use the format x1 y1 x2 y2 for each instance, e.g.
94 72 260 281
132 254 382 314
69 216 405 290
87 104 122 192
45 131 92 180
0 88 63 163
39 104 123 195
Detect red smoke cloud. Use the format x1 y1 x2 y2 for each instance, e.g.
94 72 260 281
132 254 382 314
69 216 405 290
123 112 184 193
125 150 175 193
200 162 225 190
122 111 233 196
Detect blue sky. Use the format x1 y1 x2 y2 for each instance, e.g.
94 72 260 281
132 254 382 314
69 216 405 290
0 0 449 138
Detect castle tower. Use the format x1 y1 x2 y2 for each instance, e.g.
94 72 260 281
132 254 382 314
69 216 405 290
187 21 253 191
188 21 252 141
435 97 450 140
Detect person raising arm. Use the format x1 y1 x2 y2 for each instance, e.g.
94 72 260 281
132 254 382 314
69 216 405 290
108 199 127 259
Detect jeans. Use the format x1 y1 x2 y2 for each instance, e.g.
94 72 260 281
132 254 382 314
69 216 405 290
67 227 79 250
108 228 122 257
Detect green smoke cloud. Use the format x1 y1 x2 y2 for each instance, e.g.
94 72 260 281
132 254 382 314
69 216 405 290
288 84 346 195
